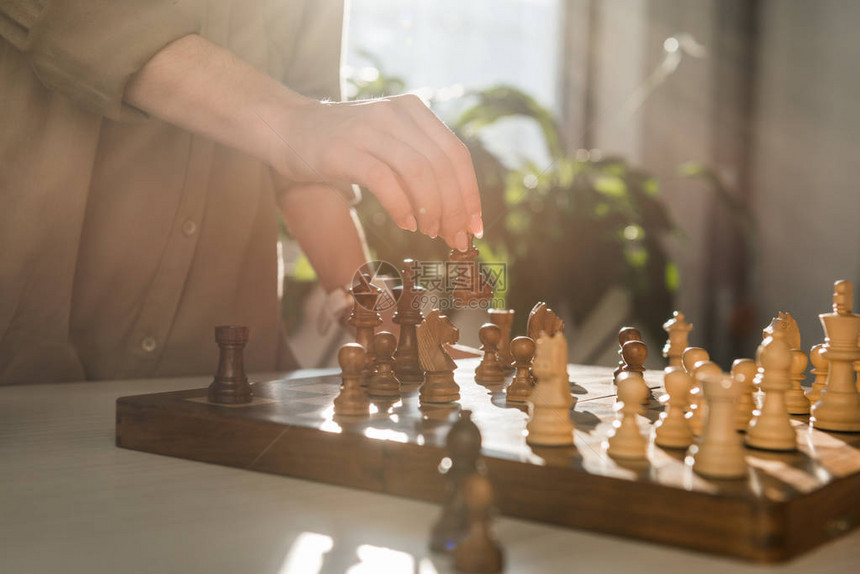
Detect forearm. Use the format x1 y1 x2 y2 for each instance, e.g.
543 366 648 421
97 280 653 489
278 184 368 292
124 34 300 171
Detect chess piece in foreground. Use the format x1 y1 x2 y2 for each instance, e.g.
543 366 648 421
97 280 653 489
526 301 564 341
430 410 483 553
506 336 536 405
417 310 461 403
693 371 747 479
488 309 515 372
475 323 506 384
368 332 401 397
682 347 710 436
654 367 694 449
208 325 253 404
453 474 504 573
806 344 828 403
746 330 796 450
779 313 810 415
811 280 860 431
691 360 723 436
526 332 575 446
663 311 693 368
333 343 370 416
348 273 383 383
607 371 649 460
614 327 642 378
393 259 425 383
449 235 493 306
732 358 758 431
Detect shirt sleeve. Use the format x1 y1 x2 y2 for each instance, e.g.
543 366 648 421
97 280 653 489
0 0 200 120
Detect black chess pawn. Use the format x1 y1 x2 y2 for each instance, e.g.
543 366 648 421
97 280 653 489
369 332 401 397
208 325 253 404
347 273 383 385
506 336 536 405
475 323 505 385
454 474 504 573
430 410 483 553
333 343 370 417
613 326 642 378
393 259 426 384
620 339 651 405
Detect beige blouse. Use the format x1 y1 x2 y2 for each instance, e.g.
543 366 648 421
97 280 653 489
0 0 344 383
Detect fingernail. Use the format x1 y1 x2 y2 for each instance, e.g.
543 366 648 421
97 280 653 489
454 231 468 252
403 215 418 232
469 213 484 239
426 221 439 239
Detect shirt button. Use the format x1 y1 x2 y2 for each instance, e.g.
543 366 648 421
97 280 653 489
141 336 157 353
182 220 197 236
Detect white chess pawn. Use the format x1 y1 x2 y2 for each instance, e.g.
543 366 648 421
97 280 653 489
682 348 710 436
731 358 757 432
526 332 575 446
690 360 722 436
654 367 694 449
692 371 747 479
811 280 860 431
784 349 810 415
746 330 796 451
806 344 828 404
607 371 650 460
663 311 693 368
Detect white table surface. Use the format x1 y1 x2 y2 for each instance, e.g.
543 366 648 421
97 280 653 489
2 373 859 574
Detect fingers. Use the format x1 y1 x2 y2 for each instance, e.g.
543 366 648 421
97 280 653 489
328 146 417 232
393 94 483 239
356 129 443 238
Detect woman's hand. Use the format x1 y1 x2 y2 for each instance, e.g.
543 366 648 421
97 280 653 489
264 94 483 251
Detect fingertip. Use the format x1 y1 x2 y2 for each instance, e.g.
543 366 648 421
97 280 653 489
468 213 484 239
454 231 468 252
403 214 418 232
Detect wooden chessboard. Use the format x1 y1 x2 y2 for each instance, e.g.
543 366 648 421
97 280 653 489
115 359 860 563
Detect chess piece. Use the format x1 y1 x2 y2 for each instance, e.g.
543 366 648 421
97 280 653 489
692 371 747 479
682 347 709 375
449 235 493 306
806 344 828 403
487 309 515 372
613 327 642 378
417 310 461 403
617 340 651 404
732 358 757 432
526 301 564 341
526 332 575 446
662 312 693 368
393 259 425 383
811 280 860 431
368 332 401 397
682 347 710 435
691 360 723 436
746 330 797 450
453 474 504 573
607 371 649 460
777 313 811 415
208 325 253 404
430 409 483 553
654 367 694 449
348 273 383 383
475 323 506 384
333 343 370 416
506 336 536 405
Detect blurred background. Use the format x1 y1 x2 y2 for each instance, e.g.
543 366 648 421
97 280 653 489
284 0 860 371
